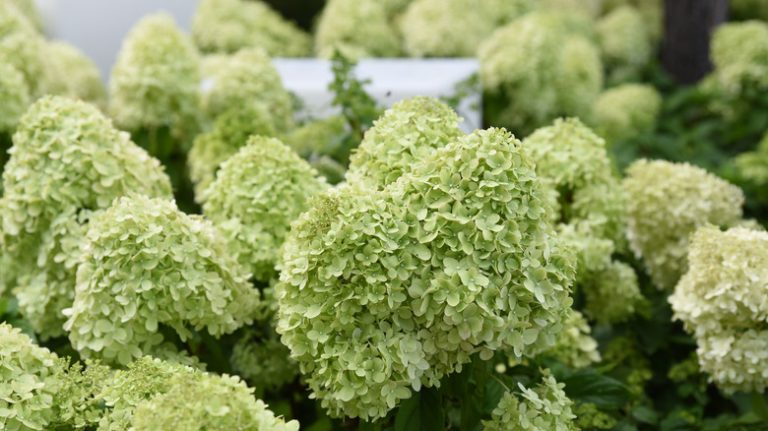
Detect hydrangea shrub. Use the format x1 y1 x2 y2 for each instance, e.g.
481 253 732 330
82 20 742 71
670 226 768 393
64 195 260 365
315 0 402 59
0 96 172 338
278 126 575 420
192 0 311 57
622 160 744 290
591 83 662 143
203 137 328 282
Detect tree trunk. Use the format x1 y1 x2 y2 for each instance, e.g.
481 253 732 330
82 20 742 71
661 0 729 84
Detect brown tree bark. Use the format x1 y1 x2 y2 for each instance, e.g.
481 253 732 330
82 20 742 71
662 0 729 84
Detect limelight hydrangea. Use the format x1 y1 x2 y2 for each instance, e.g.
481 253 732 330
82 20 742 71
733 132 768 187
346 97 463 188
583 261 642 325
596 6 653 83
188 106 277 202
0 1 46 96
0 62 29 133
42 41 106 107
479 12 602 133
192 0 311 57
591 83 662 143
0 96 172 338
203 137 328 282
670 226 768 393
706 21 768 100
623 160 745 290
278 127 575 420
109 13 201 138
539 0 602 18
602 0 662 44
399 0 533 57
201 48 293 132
132 368 300 431
230 329 299 395
523 118 642 324
0 323 65 431
315 0 402 59
64 195 260 365
483 371 578 431
98 356 298 431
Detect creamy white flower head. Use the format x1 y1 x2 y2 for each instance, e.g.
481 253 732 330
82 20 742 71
670 226 768 393
623 160 744 290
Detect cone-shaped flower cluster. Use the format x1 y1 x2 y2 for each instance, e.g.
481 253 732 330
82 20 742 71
0 96 172 338
203 137 328 282
0 62 29 134
278 98 575 420
670 226 768 393
623 160 744 290
64 195 260 365
42 41 106 108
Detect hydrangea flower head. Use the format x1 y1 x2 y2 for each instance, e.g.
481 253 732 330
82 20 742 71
591 83 662 143
315 0 402 59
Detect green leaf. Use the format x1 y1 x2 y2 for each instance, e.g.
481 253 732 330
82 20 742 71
394 387 445 431
558 369 629 410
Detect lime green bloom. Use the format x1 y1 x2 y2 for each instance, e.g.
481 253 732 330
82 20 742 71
203 137 328 282
230 329 299 396
623 160 744 290
188 106 277 202
524 118 642 324
0 96 172 339
400 0 533 57
670 225 768 393
192 0 310 56
282 116 348 183
0 62 29 133
596 6 653 83
42 41 106 107
479 12 602 133
0 1 46 96
347 97 463 188
64 195 260 365
545 310 601 368
602 0 662 44
278 126 575 420
483 371 579 431
201 48 294 132
591 83 662 143
732 132 768 187
7 0 42 31
109 13 201 138
315 0 402 59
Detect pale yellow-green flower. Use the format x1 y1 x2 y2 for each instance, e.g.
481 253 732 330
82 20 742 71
315 0 402 59
192 0 311 57
0 62 29 133
0 96 172 339
591 83 662 143
623 160 744 290
596 6 653 83
670 225 768 393
42 41 106 107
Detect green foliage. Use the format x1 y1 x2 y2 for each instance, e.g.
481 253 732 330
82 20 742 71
192 0 311 57
0 96 172 339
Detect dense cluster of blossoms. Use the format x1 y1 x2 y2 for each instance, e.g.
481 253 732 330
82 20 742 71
596 6 653 83
670 226 768 393
188 106 277 202
601 0 662 43
192 0 310 57
702 20 768 118
315 0 402 59
0 62 29 134
0 96 172 338
200 48 294 131
346 96 464 188
523 118 642 324
590 83 662 143
108 13 201 141
278 104 576 419
0 0 46 96
482 371 579 431
42 41 106 108
479 12 603 133
622 160 745 290
203 137 328 282
544 310 601 368
732 132 768 190
399 0 532 57
94 356 298 431
64 195 260 365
